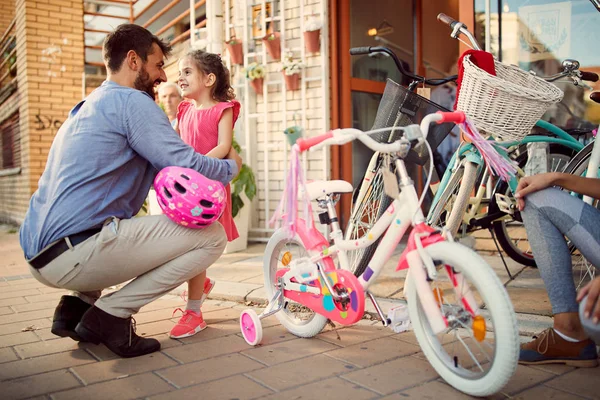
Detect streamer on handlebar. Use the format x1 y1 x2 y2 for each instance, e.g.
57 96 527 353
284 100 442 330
459 120 518 181
269 144 315 237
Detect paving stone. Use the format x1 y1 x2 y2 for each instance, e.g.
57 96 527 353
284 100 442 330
324 336 421 368
505 287 552 316
14 337 81 359
498 364 555 396
202 306 243 323
241 337 340 366
200 281 261 303
0 306 14 315
83 334 181 361
0 346 19 363
260 376 377 400
177 319 243 344
342 355 439 395
11 301 58 313
0 330 40 348
52 372 173 400
0 349 95 381
72 351 178 384
157 353 264 388
149 374 272 400
0 318 52 336
2 369 81 400
384 380 474 399
136 319 177 337
23 292 64 304
0 289 42 301
0 282 46 293
514 384 588 399
0 297 29 308
203 264 264 282
317 324 396 347
247 353 356 391
545 367 600 399
0 308 54 326
163 334 253 363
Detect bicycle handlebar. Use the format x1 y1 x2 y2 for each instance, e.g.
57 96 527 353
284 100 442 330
581 71 599 82
348 46 457 86
436 13 460 29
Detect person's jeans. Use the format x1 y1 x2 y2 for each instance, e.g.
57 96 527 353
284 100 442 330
521 188 600 341
29 215 226 318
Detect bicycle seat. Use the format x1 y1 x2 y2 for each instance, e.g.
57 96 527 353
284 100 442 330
591 92 600 104
305 180 353 200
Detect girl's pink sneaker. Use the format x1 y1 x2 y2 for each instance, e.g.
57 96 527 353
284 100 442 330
169 308 207 339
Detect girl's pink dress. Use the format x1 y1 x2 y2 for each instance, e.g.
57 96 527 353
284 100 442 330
177 100 241 241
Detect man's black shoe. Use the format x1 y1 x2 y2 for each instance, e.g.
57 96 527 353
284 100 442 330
51 295 92 341
75 306 160 358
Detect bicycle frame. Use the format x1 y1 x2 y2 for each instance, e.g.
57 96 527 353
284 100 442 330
427 122 585 225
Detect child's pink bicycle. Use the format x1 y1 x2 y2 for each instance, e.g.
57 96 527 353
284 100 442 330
239 111 518 397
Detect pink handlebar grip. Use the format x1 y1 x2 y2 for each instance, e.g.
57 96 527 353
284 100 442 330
296 131 334 152
436 111 466 124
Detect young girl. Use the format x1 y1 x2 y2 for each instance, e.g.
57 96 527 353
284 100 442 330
169 50 240 339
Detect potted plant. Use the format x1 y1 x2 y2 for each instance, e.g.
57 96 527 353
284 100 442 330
225 37 244 65
262 32 281 60
244 62 266 95
225 137 257 253
304 16 322 53
281 52 304 91
283 124 303 146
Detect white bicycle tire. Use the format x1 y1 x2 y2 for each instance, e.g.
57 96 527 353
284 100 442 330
263 228 328 338
406 241 518 397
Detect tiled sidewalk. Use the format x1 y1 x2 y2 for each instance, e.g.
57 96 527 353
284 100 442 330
0 227 597 399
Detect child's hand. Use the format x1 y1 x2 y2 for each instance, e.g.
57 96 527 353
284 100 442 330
577 277 600 324
227 147 242 176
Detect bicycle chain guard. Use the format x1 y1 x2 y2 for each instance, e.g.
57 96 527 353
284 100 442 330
275 268 365 325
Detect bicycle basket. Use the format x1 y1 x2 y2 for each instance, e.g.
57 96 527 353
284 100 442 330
370 79 455 166
456 54 564 141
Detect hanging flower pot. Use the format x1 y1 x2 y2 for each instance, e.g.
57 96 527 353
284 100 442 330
304 29 321 53
283 73 300 91
284 125 303 146
249 78 264 95
262 32 281 61
244 62 266 95
225 38 243 65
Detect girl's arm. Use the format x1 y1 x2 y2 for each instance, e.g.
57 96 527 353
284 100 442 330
206 108 233 159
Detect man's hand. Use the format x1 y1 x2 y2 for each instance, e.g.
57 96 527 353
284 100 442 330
226 147 242 178
514 172 558 211
577 277 600 324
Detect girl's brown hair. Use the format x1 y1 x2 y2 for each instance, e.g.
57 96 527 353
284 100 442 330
185 50 235 102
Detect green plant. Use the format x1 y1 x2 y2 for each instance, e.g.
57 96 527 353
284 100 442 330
231 137 257 218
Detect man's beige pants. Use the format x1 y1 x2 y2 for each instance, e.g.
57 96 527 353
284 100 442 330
29 215 226 318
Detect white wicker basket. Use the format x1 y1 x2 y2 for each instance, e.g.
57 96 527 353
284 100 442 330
456 55 564 141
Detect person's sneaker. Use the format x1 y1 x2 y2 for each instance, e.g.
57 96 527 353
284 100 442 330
169 308 207 339
51 295 92 342
201 277 215 304
519 328 599 367
75 306 160 358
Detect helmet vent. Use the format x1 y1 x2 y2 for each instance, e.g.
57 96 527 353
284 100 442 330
200 199 213 208
174 182 187 194
163 187 173 199
180 174 190 180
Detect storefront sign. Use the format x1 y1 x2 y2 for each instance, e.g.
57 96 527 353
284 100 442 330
518 2 571 62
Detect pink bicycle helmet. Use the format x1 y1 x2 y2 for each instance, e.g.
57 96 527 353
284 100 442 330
154 166 226 229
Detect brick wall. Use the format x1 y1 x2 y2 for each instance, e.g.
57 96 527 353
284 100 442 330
0 0 15 35
0 0 84 224
225 0 329 236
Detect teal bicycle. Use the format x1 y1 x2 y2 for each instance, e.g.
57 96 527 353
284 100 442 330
427 14 598 275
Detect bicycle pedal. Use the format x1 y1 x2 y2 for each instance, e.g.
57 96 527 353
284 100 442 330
495 193 516 215
387 304 411 333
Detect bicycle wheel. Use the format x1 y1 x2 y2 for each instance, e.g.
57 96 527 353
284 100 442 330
561 143 598 289
428 160 478 237
345 154 393 277
263 228 328 338
493 148 572 267
406 241 518 397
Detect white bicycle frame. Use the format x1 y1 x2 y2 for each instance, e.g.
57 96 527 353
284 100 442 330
292 113 477 334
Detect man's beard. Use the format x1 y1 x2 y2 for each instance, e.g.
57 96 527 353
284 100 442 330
134 66 156 97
